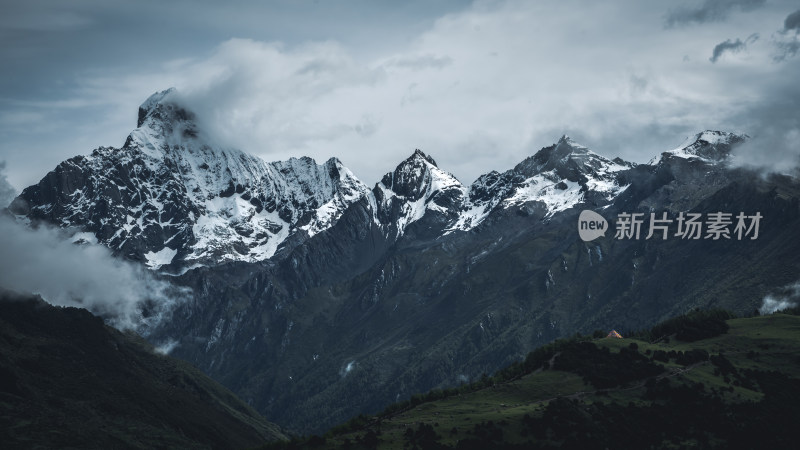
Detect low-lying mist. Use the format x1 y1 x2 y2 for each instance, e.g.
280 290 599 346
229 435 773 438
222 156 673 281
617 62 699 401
759 281 800 315
0 161 15 209
0 214 189 333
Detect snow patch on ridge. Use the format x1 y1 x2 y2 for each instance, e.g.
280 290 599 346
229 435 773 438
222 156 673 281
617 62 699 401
504 174 583 216
447 203 491 232
447 136 630 232
145 247 177 269
649 130 744 165
190 194 290 263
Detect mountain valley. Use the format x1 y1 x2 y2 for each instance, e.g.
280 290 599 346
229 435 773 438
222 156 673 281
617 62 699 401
6 89 800 434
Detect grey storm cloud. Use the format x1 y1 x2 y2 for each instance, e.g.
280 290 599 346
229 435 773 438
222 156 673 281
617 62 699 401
772 10 800 62
729 57 800 175
709 34 759 62
774 40 800 61
784 9 800 31
666 0 766 27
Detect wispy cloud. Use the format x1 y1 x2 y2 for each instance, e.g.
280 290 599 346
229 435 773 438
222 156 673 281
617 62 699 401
773 9 800 61
759 281 800 314
665 0 766 27
0 161 16 208
774 39 800 61
381 54 454 71
0 217 189 331
709 34 759 62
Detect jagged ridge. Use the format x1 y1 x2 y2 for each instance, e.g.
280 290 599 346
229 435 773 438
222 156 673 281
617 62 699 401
8 86 749 271
9 89 369 270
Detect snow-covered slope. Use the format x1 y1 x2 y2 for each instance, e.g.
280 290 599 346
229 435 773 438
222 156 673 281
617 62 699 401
369 149 466 237
649 130 748 165
448 136 631 232
10 89 368 270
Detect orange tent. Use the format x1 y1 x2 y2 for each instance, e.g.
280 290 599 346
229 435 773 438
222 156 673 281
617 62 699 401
607 330 623 339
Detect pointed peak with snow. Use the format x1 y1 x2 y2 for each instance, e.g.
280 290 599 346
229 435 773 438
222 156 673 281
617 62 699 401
379 149 460 202
651 130 748 165
449 135 633 232
513 135 625 181
556 134 587 149
408 149 438 167
139 87 176 112
324 156 345 168
554 135 591 156
137 87 184 128
125 87 207 157
369 149 465 237
15 88 370 271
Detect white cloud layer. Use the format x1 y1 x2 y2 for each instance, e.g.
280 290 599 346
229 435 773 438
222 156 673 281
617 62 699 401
0 161 16 208
759 281 800 314
0 213 188 331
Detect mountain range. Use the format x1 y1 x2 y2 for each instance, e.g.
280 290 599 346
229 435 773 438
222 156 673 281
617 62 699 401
6 88 660 271
7 89 800 434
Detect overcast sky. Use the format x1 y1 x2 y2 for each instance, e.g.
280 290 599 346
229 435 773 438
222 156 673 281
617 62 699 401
1 0 799 192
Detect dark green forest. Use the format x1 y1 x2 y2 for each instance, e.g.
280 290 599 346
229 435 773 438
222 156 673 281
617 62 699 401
264 308 800 449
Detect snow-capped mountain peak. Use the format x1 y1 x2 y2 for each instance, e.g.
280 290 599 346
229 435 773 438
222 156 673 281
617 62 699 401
447 136 632 232
128 88 202 151
557 134 587 149
513 135 627 180
137 88 177 126
370 149 465 237
11 89 369 271
379 149 459 201
410 148 438 166
650 130 748 165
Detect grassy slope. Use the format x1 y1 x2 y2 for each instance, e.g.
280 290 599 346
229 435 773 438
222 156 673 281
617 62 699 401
279 312 800 449
0 291 287 449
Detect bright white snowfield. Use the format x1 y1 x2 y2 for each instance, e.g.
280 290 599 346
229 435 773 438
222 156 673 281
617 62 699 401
446 136 631 233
